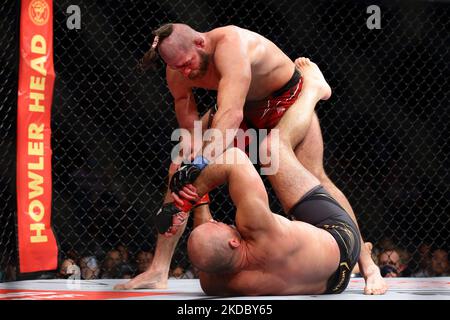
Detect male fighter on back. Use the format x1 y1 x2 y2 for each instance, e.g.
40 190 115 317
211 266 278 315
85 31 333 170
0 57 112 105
171 58 360 295
115 23 386 294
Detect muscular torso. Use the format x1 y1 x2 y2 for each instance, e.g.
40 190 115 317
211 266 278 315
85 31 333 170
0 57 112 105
199 215 341 296
168 26 295 101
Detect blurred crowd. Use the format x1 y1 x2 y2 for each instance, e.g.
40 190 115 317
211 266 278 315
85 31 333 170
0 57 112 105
0 239 448 282
351 239 449 279
0 243 197 282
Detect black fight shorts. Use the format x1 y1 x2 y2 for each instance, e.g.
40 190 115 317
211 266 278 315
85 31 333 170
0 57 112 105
288 185 361 294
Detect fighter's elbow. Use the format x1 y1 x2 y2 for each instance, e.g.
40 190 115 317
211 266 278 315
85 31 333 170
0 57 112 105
177 115 199 131
227 109 244 127
213 107 243 129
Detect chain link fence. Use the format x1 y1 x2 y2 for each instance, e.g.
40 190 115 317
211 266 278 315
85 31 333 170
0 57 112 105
0 2 20 279
1 0 449 280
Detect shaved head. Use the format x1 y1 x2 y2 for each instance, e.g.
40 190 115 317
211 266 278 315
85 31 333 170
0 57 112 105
139 23 210 79
139 23 204 72
158 24 198 63
188 222 241 273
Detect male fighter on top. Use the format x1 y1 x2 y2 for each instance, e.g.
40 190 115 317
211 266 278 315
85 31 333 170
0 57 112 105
114 23 386 295
171 59 361 295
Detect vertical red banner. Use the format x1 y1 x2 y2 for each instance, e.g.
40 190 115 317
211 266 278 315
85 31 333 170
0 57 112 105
17 0 58 273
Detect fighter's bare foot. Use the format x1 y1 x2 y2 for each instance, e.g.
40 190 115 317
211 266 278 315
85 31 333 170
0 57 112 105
294 57 332 101
363 264 388 295
114 270 168 290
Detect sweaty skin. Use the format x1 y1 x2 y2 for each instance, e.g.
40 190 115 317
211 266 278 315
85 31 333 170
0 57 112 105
114 25 387 294
165 25 296 157
194 212 341 295
179 60 338 295
165 26 295 101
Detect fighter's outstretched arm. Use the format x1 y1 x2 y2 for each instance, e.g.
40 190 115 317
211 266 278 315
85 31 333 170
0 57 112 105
173 148 276 235
195 33 251 162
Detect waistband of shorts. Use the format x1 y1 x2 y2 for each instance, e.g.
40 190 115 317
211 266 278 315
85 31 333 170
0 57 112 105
270 68 301 98
287 185 345 218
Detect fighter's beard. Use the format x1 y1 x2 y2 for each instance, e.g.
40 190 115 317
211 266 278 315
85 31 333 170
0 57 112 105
188 52 210 80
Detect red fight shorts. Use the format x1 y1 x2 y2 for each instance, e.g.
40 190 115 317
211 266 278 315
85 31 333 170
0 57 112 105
244 68 303 129
207 68 303 152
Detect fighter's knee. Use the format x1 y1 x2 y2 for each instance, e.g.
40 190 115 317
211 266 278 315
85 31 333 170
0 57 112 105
223 147 249 165
259 131 287 156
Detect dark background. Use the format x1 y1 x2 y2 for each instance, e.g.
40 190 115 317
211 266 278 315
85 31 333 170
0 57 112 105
1 0 449 275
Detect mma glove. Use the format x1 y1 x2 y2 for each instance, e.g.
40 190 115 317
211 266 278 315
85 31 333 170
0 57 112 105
169 156 209 193
154 194 210 234
155 202 183 234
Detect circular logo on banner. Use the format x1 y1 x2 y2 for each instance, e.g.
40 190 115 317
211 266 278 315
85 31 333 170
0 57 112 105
29 0 50 26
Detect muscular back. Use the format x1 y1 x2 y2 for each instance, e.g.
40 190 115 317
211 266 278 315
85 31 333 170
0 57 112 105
222 26 295 100
199 214 341 296
168 26 295 101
